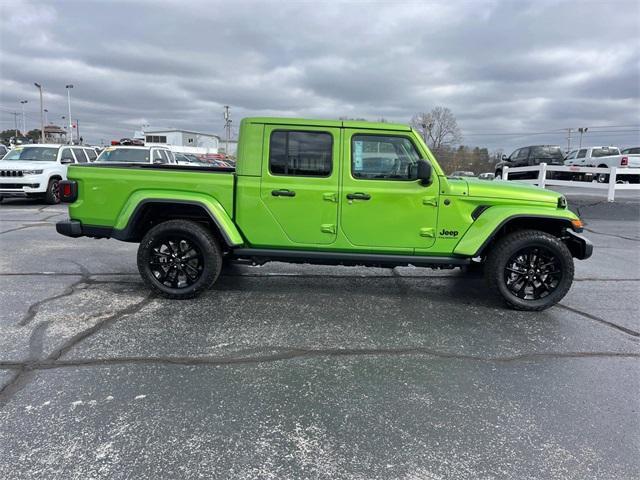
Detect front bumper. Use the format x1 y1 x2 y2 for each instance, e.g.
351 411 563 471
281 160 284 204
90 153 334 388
0 176 46 194
565 230 593 260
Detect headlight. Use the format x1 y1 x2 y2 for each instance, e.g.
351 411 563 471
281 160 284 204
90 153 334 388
23 169 43 175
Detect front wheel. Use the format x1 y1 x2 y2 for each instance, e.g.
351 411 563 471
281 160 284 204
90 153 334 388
485 230 574 311
45 178 61 204
137 220 222 299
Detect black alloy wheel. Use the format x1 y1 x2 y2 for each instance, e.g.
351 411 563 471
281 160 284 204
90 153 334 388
137 219 222 299
148 236 204 289
485 229 574 311
503 246 562 300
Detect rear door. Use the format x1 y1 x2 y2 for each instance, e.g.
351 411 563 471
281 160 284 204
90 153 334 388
259 126 340 245
339 130 439 249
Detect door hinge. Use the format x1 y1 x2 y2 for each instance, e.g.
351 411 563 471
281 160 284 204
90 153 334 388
323 192 338 202
321 224 336 234
422 196 438 207
419 227 435 238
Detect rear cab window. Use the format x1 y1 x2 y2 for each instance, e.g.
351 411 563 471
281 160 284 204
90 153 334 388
592 147 620 158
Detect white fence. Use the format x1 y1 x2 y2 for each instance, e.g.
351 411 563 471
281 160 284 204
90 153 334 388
502 163 640 202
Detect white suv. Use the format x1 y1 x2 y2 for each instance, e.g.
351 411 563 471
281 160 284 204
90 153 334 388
0 144 94 204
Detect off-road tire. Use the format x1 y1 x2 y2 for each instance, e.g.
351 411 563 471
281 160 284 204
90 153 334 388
137 220 222 299
45 178 61 204
485 229 574 311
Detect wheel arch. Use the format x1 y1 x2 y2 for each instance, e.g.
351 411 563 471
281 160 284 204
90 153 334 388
113 198 244 247
454 211 577 258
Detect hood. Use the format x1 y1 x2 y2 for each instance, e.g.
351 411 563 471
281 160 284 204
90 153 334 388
0 160 58 170
462 177 561 204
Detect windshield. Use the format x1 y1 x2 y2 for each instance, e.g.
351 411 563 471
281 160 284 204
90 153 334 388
592 147 620 158
2 147 58 162
96 148 150 163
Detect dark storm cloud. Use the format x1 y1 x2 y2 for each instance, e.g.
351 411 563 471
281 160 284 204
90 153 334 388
0 0 638 150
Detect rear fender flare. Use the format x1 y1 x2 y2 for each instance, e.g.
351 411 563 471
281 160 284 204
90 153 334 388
115 191 243 246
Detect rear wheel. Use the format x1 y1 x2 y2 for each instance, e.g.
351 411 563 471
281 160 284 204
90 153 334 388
137 220 222 299
485 230 574 311
45 178 61 204
596 165 609 183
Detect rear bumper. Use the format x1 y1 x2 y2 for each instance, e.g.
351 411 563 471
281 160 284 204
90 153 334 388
56 220 83 238
565 230 593 260
56 220 112 239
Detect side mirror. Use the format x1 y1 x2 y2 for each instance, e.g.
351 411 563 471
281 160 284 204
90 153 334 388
416 160 432 185
61 157 74 164
501 154 508 161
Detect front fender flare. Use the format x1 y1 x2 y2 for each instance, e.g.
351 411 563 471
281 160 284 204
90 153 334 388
114 191 244 246
453 205 578 257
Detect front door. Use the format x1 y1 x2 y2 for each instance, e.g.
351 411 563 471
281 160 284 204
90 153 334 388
260 126 340 245
340 130 439 250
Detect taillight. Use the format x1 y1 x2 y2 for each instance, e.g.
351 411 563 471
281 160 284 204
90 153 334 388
59 180 78 203
621 156 628 166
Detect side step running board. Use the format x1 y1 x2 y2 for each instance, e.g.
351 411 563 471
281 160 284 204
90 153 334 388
231 248 470 268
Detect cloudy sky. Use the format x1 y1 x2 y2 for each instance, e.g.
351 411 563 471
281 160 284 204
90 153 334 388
0 0 638 151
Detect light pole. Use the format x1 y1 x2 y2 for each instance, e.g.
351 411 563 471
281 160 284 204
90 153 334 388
578 127 588 149
20 100 28 135
66 84 74 144
44 109 48 125
34 83 44 143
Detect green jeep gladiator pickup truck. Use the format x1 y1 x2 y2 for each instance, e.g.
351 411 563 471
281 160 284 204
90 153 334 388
56 117 592 310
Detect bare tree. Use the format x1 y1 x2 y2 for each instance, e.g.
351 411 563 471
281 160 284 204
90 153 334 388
410 107 462 152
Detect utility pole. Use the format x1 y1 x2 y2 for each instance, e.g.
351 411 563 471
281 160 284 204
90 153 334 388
66 84 74 144
223 105 231 157
12 112 19 138
34 83 44 143
20 100 28 134
566 128 572 153
578 127 588 149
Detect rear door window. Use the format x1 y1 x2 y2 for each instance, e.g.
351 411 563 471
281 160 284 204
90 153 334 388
72 148 88 163
269 130 332 176
84 148 97 161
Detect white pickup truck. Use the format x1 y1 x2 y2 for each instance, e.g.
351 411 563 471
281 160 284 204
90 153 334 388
564 146 640 182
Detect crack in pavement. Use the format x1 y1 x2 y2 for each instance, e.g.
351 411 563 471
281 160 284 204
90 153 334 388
557 303 640 337
582 227 640 242
0 223 53 235
0 293 153 408
0 348 638 373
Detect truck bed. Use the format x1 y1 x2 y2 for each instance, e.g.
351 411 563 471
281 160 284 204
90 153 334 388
66 164 236 228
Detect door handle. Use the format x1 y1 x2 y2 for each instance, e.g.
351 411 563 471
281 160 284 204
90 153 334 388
346 192 371 200
272 189 296 197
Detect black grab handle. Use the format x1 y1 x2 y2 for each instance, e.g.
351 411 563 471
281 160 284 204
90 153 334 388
272 189 296 197
346 192 371 200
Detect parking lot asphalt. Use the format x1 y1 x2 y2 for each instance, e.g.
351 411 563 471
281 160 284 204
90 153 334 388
0 193 638 480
